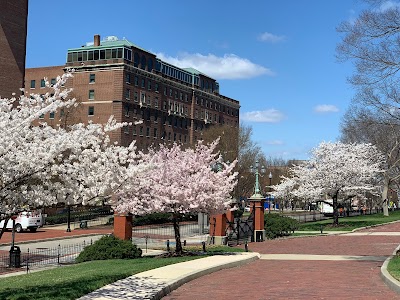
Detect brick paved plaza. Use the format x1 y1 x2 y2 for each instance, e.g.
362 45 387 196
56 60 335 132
163 223 400 300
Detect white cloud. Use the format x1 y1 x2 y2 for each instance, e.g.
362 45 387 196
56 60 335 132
266 140 284 145
240 109 285 123
314 105 339 113
379 1 400 12
258 32 286 43
156 52 273 80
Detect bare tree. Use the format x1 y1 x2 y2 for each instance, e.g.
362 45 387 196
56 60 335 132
337 2 400 120
202 124 267 201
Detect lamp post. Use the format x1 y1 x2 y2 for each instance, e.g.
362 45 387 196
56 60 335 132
66 205 71 232
268 172 272 213
249 161 266 199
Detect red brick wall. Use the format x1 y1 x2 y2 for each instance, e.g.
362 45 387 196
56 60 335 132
0 0 28 98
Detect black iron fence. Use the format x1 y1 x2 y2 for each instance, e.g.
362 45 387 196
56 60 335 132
285 208 382 223
0 239 94 274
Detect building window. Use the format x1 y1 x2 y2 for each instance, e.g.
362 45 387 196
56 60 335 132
133 125 137 135
50 78 56 86
125 105 129 117
124 126 129 134
140 92 145 105
125 73 131 84
168 132 171 141
147 95 151 105
30 80 36 89
134 91 138 102
155 83 159 92
141 55 146 70
153 128 157 138
40 79 46 88
39 114 44 119
139 126 143 136
125 88 130 100
89 74 95 83
164 87 167 96
134 76 138 86
49 112 55 119
180 92 183 100
175 91 178 99
141 78 145 88
88 106 94 116
146 127 150 137
154 97 159 108
169 89 173 97
89 90 95 100
148 80 152 90
163 101 167 110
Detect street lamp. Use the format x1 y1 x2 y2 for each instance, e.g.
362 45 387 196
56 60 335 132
66 205 71 232
268 172 272 213
249 161 266 198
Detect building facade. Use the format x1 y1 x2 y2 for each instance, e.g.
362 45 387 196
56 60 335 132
25 35 240 149
0 0 28 98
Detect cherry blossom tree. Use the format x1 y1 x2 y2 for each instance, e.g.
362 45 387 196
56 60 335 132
116 140 238 254
0 74 143 238
273 142 385 225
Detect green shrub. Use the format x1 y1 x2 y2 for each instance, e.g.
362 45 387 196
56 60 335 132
76 235 142 263
264 214 299 239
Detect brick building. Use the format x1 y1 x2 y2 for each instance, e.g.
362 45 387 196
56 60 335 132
0 0 28 98
25 35 240 149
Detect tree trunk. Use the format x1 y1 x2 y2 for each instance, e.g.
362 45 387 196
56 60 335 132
172 214 182 255
382 176 390 217
332 195 339 226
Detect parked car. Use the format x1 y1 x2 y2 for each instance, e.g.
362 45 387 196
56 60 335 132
0 211 43 233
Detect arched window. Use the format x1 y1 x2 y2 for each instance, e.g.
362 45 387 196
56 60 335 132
148 59 153 71
134 53 139 67
141 55 146 70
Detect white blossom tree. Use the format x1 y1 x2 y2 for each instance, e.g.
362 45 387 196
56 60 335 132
0 74 143 238
116 140 238 254
273 142 385 225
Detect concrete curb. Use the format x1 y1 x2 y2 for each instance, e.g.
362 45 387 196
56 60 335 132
153 252 260 300
381 243 400 294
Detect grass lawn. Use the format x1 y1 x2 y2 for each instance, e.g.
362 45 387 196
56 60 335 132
388 255 400 281
297 210 400 232
0 257 199 300
0 245 243 300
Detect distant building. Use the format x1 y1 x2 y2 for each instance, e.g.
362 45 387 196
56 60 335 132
0 0 29 98
25 35 240 149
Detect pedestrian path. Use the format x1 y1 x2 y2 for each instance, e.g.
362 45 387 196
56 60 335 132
162 223 400 300
78 252 259 300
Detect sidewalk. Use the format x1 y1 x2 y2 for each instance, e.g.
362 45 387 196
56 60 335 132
78 252 259 300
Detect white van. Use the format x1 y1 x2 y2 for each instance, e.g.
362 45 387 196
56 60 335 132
0 211 43 233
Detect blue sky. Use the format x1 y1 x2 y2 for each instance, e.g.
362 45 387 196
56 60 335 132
26 0 373 160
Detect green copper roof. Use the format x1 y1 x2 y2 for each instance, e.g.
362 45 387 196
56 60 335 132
182 67 209 77
68 37 151 54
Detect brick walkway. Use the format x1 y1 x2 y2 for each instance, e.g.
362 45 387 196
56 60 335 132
163 223 400 300
0 227 112 246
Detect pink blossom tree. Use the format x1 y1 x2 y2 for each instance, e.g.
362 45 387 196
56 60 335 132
116 140 238 254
